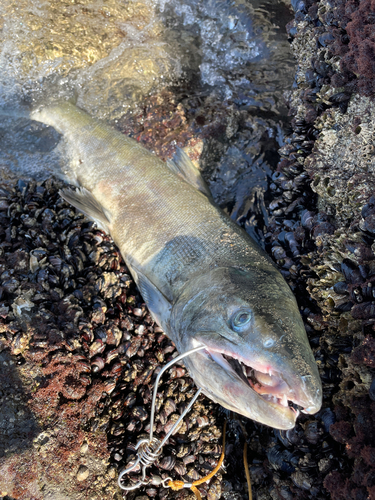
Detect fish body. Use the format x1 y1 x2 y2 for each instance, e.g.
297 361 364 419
31 102 322 429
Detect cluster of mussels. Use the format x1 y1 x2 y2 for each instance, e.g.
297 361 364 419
231 131 375 499
305 197 375 500
226 109 346 500
226 0 375 497
286 0 375 97
0 179 226 500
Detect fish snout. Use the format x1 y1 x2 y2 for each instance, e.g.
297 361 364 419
278 371 322 416
298 375 322 414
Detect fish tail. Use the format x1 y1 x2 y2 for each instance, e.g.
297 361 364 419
30 101 95 186
0 101 79 183
29 101 88 137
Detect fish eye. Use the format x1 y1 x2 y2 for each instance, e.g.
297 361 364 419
231 310 252 331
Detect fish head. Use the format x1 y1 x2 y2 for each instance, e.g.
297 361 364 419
171 266 322 429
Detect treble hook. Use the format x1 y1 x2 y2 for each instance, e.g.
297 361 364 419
118 344 206 491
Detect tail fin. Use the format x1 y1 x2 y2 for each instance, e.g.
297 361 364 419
0 104 69 182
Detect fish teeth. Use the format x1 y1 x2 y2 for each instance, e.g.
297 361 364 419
280 394 288 407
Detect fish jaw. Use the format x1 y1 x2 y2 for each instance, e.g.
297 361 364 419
179 333 322 429
182 342 298 429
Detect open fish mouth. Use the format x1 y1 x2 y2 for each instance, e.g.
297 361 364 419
205 348 304 416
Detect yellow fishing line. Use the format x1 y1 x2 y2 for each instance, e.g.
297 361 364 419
243 440 253 500
167 421 227 499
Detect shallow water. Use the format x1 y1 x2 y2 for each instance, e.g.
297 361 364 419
0 0 294 113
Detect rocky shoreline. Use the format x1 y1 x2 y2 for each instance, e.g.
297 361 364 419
1 0 375 499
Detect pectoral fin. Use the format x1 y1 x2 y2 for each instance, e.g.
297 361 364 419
130 265 172 332
167 148 212 198
59 187 111 233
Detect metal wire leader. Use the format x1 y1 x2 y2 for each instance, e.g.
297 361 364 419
118 344 206 491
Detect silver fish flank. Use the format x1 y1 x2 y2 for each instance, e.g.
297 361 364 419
30 102 322 430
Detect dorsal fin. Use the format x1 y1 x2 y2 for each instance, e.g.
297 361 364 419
167 148 212 198
59 187 111 233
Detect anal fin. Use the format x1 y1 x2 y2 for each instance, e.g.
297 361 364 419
59 187 111 233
